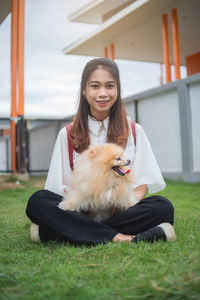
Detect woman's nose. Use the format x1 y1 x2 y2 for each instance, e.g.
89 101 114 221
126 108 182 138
99 87 108 97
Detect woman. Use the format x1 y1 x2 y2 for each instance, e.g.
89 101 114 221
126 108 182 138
26 58 176 245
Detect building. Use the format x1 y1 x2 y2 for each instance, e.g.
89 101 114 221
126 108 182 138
62 0 200 182
0 0 200 182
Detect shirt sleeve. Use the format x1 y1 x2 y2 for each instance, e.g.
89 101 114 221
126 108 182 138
45 127 72 197
132 123 166 194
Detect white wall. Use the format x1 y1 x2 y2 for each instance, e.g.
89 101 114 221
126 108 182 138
189 81 200 171
125 101 136 121
135 89 182 172
29 124 57 170
0 137 8 171
124 74 200 182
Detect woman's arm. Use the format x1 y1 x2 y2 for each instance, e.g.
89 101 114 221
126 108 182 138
134 184 147 201
45 127 71 196
132 123 166 194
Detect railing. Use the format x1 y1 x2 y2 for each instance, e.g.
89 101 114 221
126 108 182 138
0 117 73 174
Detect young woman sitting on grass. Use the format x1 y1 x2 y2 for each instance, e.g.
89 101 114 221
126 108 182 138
26 58 176 246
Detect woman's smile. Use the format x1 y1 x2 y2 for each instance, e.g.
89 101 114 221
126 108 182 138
96 100 111 106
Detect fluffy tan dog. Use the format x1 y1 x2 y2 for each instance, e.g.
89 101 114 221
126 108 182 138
58 143 138 221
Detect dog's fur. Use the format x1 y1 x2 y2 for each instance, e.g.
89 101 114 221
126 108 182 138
58 143 138 221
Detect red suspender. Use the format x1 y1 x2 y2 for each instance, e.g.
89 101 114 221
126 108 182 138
66 121 136 170
66 123 73 170
131 121 136 146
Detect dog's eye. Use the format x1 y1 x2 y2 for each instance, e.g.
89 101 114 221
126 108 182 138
116 157 121 161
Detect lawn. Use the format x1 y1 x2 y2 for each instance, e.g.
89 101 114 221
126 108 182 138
0 176 200 300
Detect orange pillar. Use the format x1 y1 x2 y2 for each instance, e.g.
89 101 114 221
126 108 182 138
110 43 115 61
17 0 26 173
171 8 181 80
10 0 26 173
104 47 108 58
11 0 18 173
18 0 25 116
162 14 171 83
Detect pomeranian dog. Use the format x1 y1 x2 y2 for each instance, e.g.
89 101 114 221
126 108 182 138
58 143 138 221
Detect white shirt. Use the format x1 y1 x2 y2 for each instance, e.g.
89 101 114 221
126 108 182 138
45 116 166 196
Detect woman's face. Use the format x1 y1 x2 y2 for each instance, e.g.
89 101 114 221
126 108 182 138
84 68 118 121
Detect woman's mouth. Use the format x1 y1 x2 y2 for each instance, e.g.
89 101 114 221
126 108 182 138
96 100 110 107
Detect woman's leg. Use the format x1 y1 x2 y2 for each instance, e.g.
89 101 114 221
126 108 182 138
103 195 175 236
26 192 175 245
26 190 118 246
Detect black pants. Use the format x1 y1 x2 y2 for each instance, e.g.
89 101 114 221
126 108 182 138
26 190 174 246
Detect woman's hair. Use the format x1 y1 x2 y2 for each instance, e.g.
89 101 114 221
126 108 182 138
70 58 129 153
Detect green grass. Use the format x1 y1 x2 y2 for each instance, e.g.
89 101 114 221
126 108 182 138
0 177 200 300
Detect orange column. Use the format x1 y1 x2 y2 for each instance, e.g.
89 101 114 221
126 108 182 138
162 14 171 83
11 0 18 173
110 43 115 61
104 47 108 58
18 0 25 116
171 8 180 80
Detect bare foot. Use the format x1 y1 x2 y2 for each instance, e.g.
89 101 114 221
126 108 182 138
112 233 135 243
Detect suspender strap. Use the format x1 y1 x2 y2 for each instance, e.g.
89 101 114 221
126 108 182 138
131 121 136 146
66 120 136 170
66 123 73 170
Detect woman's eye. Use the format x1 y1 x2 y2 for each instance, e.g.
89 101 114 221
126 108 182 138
116 157 121 161
91 84 99 88
107 84 114 88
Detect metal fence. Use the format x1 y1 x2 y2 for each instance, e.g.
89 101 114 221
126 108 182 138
0 116 73 174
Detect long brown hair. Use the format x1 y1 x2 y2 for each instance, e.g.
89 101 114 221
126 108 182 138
70 58 129 153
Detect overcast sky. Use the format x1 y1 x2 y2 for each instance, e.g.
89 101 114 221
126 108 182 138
0 0 186 119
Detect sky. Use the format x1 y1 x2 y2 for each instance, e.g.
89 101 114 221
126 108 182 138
0 0 186 119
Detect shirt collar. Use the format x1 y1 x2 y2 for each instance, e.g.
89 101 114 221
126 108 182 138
88 115 109 136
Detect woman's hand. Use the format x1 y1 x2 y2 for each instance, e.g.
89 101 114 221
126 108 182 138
112 233 135 243
133 184 147 201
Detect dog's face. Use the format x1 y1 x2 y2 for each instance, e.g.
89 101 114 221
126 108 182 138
87 143 131 176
